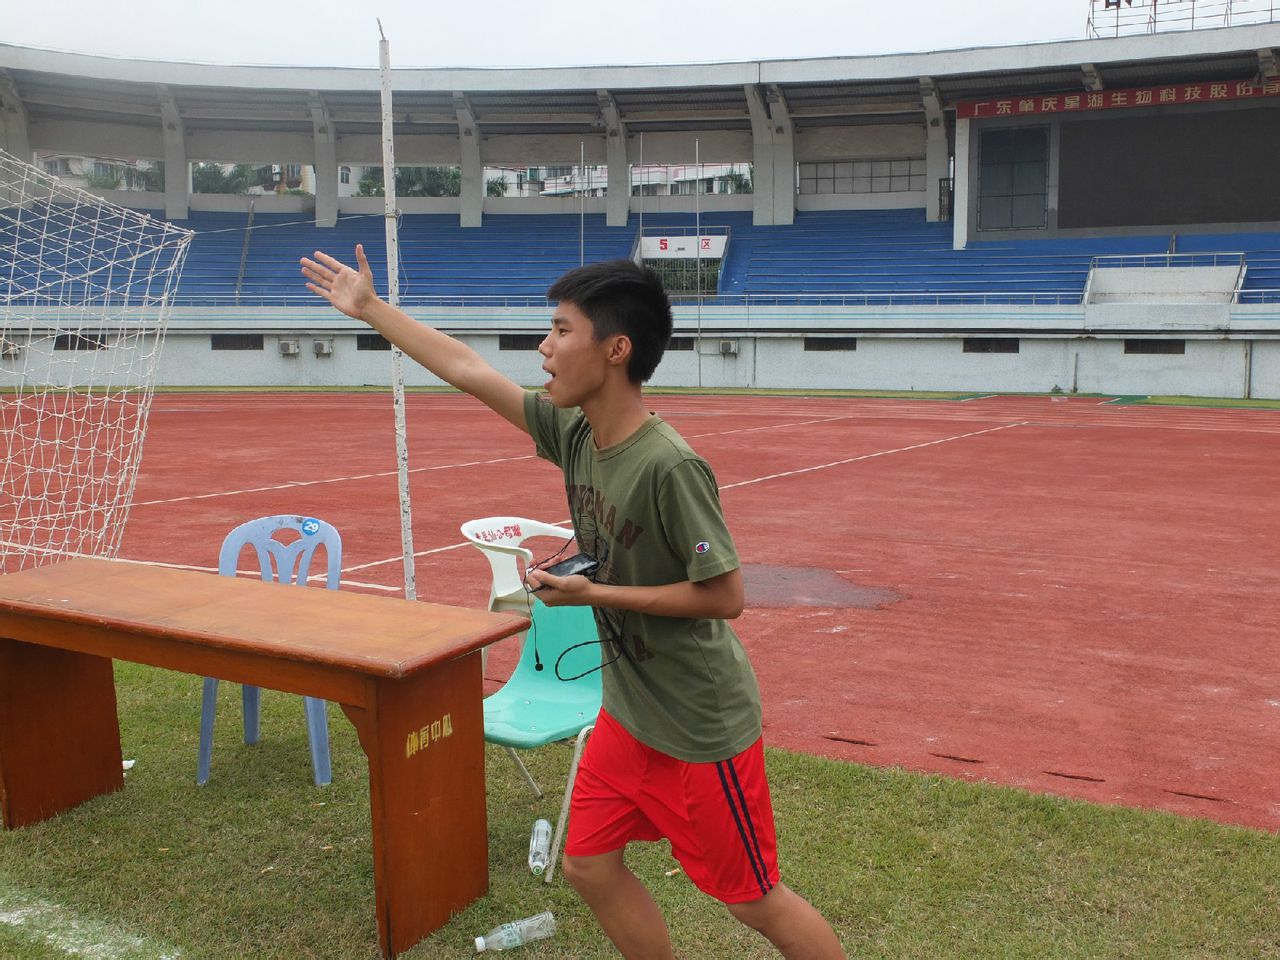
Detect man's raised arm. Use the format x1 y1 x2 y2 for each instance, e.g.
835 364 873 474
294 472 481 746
300 244 529 434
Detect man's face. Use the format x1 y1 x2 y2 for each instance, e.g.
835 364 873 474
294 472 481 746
538 300 616 407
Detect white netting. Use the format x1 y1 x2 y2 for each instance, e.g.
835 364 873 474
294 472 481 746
1 149 192 574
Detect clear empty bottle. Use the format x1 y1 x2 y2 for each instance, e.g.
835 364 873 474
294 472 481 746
475 911 556 952
527 818 552 876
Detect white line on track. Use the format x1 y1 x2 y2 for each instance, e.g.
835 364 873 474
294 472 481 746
139 396 1279 579
131 412 865 513
0 879 182 959
131 454 537 507
686 414 857 439
348 421 1028 576
107 555 401 593
342 538 498 573
719 421 1028 491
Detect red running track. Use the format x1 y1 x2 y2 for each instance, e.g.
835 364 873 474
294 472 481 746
116 392 1280 831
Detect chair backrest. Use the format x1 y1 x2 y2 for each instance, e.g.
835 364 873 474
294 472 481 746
459 516 574 611
218 515 342 590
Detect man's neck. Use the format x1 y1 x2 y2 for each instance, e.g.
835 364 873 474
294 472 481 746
581 384 650 449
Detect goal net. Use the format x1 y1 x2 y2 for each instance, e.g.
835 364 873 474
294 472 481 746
1 148 193 574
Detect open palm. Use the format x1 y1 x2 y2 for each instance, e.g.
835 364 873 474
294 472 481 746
300 244 377 319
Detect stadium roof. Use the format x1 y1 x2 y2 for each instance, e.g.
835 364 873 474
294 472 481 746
1 25 1277 139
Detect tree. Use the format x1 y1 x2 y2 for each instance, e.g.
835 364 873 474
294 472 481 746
191 162 253 194
486 175 508 197
723 168 753 194
86 166 122 191
123 161 165 192
356 165 462 197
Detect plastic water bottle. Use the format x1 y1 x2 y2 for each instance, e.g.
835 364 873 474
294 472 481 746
475 911 556 952
527 818 552 876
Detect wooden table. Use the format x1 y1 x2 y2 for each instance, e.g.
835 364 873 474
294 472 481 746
0 557 529 958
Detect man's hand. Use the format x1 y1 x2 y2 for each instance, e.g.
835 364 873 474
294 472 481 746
525 569 595 606
300 245 378 320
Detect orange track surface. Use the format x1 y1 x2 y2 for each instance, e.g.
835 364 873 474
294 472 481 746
121 392 1280 831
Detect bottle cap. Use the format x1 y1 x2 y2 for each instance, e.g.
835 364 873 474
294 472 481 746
531 863 544 876
475 936 485 951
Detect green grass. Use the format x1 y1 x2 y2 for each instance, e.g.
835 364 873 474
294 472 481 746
639 387 981 400
0 663 1276 958
1119 394 1280 409
138 384 1280 407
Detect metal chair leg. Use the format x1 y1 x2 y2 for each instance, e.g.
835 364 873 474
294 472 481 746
505 745 544 798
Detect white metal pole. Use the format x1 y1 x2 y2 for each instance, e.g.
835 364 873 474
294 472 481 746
695 138 703 388
579 141 585 266
637 132 643 242
378 20 417 601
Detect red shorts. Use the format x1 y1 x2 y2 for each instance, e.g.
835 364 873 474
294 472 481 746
564 709 779 904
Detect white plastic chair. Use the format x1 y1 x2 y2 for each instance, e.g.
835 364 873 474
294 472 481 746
197 515 340 787
459 516 575 616
460 516 601 881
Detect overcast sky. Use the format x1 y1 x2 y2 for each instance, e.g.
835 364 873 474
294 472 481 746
4 0 1090 69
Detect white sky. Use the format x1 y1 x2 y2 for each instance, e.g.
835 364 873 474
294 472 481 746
3 0 1091 69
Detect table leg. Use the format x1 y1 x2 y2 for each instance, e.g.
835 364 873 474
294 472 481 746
342 651 488 959
0 639 123 829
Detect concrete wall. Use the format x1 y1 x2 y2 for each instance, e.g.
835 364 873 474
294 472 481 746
795 124 925 160
1088 266 1241 303
9 302 1279 397
123 327 1277 398
41 302 1255 398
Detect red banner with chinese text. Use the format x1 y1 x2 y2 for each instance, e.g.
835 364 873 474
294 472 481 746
957 79 1280 119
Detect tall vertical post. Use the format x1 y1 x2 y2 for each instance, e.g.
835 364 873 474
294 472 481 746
579 141 586 266
695 138 703 388
378 21 417 601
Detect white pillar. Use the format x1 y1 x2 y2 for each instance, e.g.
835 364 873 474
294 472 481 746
158 88 188 220
310 93 338 228
598 90 628 226
745 85 773 225
745 84 794 226
921 77 950 223
952 118 970 250
455 94 483 228
769 99 796 227
0 72 31 162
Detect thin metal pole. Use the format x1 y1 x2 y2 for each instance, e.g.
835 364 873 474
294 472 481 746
694 138 703 389
378 19 417 601
579 141 585 266
637 132 643 240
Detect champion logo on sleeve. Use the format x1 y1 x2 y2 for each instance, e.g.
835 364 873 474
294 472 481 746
694 541 711 555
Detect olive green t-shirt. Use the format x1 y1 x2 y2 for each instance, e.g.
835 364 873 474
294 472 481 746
524 391 762 763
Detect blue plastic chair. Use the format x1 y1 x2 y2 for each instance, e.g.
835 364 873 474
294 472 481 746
196 515 341 787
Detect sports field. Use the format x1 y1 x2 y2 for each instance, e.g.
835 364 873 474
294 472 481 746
125 390 1280 832
2 388 1279 958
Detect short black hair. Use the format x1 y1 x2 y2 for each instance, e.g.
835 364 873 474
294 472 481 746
547 260 673 383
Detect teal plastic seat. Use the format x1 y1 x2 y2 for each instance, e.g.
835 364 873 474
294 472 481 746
482 600 602 748
196 515 340 787
461 516 602 883
482 598 602 883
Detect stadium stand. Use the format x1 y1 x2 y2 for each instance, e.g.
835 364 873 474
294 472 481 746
5 17 1280 396
167 208 1280 307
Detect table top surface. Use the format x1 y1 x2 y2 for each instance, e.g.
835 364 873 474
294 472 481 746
0 558 529 678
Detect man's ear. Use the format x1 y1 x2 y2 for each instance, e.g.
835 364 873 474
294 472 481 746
605 334 632 368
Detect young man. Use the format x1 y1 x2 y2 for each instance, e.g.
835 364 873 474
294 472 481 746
300 246 844 960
